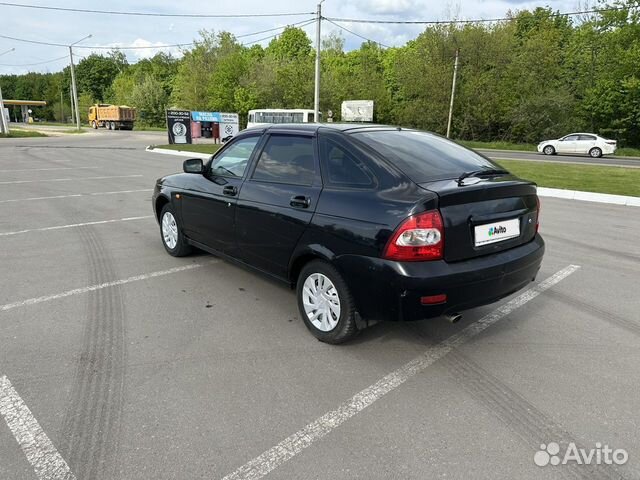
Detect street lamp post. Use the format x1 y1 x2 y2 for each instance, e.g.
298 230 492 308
0 47 16 135
446 48 460 139
69 34 92 130
313 1 324 123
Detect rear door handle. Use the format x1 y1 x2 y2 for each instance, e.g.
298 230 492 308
223 185 238 197
290 195 311 208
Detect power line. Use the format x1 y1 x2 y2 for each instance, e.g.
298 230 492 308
0 32 69 47
0 54 68 67
0 2 314 18
236 19 316 38
242 19 316 46
325 5 631 25
0 19 316 51
325 19 391 49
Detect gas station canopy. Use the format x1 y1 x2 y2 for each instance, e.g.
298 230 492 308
3 100 47 106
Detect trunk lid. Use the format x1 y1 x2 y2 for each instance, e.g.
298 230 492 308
419 176 539 262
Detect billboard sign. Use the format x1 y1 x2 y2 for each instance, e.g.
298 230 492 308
220 112 239 139
166 109 192 144
341 100 374 122
191 111 221 122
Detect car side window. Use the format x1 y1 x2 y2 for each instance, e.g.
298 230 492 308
579 135 596 141
319 136 376 188
251 135 315 185
210 136 260 178
563 135 579 141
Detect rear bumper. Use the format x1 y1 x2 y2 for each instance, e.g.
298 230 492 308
335 234 545 322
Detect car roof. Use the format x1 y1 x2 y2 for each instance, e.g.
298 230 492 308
243 123 407 134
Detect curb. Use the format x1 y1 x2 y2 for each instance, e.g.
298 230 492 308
145 146 211 159
538 187 640 207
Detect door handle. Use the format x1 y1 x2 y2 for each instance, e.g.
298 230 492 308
290 195 311 208
223 185 238 197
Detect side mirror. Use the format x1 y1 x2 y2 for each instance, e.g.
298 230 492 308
183 158 204 174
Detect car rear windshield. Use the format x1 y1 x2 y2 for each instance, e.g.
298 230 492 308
351 130 498 183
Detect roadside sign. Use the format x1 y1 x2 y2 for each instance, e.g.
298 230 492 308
191 111 221 122
166 110 191 144
341 100 374 122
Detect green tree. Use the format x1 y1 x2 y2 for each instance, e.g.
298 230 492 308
129 76 168 126
74 51 128 101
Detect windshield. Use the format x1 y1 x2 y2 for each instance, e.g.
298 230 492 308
352 130 499 183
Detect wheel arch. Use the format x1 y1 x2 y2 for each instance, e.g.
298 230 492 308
155 194 171 223
288 244 337 287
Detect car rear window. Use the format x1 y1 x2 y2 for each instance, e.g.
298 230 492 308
351 130 497 183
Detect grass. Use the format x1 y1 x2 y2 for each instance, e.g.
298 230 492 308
151 144 222 155
497 159 640 197
0 128 47 138
31 121 76 127
134 125 166 131
458 140 537 152
615 147 640 157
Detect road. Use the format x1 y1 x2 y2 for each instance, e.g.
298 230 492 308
1 130 639 480
477 148 640 168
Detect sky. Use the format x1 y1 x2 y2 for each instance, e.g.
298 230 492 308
0 0 579 75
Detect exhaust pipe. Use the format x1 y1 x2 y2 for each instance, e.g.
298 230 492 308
444 312 462 324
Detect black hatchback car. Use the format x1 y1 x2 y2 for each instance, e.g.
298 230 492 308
153 124 544 343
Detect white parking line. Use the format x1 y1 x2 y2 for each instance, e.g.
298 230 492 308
0 189 150 204
0 215 153 238
0 166 100 172
0 375 76 480
0 175 142 185
0 263 211 312
220 264 581 480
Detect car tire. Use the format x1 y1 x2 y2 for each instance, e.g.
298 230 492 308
92 120 97 129
110 121 117 131
589 147 602 158
543 145 555 155
159 204 192 257
296 260 359 344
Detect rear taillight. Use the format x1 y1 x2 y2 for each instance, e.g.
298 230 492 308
535 196 540 233
383 210 444 261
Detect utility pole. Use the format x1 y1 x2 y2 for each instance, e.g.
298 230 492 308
446 48 459 139
0 47 15 135
0 85 7 135
68 34 92 130
69 84 75 125
69 46 81 130
313 1 324 123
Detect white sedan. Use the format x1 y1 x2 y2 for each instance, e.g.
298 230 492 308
537 133 617 158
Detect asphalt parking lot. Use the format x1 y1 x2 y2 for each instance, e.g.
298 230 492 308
1 131 639 480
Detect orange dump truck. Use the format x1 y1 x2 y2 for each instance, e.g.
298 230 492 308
88 104 136 130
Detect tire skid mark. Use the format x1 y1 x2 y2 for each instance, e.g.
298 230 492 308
543 233 640 263
60 224 126 480
545 289 640 338
440 351 630 480
16 146 77 170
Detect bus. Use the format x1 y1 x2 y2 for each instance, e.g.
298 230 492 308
247 109 320 128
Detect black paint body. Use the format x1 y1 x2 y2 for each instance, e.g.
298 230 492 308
153 124 544 323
